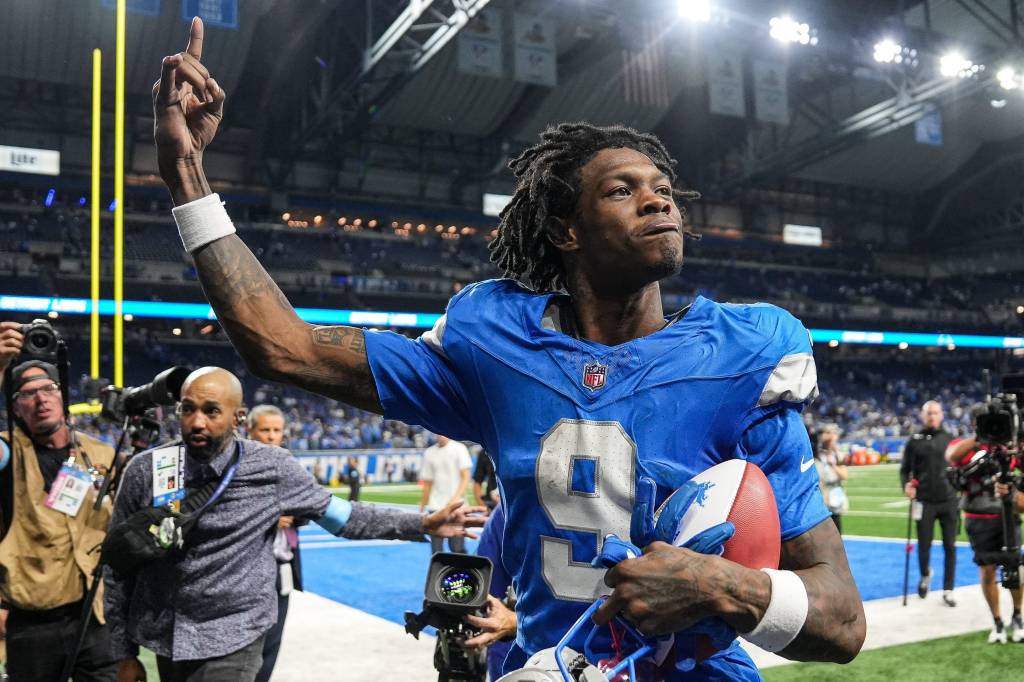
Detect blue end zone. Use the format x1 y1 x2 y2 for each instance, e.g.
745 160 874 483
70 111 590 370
844 538 979 601
300 526 479 626
299 529 979 626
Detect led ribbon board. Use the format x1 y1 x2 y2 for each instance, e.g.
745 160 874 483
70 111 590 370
1 294 1020 347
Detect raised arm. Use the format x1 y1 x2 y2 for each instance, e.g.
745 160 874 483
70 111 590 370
154 18 381 412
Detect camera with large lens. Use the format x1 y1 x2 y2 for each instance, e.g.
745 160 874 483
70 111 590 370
18 319 61 365
406 553 492 682
100 366 191 423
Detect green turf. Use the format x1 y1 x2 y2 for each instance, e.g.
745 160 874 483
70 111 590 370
761 630 1018 681
334 483 474 508
839 463 967 541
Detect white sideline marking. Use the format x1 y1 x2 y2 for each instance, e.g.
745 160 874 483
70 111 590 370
275 590 437 681
843 534 971 547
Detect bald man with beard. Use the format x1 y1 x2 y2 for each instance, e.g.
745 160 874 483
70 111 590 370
105 368 484 682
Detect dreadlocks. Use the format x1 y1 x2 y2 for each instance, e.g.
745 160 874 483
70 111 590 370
488 121 700 293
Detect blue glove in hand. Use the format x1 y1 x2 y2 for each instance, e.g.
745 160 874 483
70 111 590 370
631 475 736 553
628 476 740 672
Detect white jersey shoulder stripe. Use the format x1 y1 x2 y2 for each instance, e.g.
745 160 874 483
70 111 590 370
757 352 818 407
420 314 448 358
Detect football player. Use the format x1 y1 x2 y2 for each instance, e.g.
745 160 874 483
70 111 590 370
151 18 865 679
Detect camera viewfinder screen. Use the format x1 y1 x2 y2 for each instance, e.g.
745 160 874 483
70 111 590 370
438 569 477 604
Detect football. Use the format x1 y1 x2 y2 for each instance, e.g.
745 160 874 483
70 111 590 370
655 459 782 569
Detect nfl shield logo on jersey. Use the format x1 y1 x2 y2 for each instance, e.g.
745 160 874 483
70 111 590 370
581 362 608 391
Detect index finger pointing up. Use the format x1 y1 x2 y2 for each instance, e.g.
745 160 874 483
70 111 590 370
186 16 204 60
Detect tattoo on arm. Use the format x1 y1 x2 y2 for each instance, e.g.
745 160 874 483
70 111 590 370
191 238 382 413
312 327 366 354
778 519 866 662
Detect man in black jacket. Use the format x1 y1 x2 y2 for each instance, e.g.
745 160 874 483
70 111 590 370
900 400 958 606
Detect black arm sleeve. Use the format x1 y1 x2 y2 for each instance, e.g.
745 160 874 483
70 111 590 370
899 440 914 488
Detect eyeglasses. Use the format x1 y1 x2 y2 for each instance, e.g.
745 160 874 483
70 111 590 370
14 383 61 402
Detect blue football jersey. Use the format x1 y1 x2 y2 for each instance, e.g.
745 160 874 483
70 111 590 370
365 279 829 680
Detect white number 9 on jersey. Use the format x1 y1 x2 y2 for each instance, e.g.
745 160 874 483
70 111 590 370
536 419 636 602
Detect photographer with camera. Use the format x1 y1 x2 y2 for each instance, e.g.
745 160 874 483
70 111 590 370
105 367 485 682
900 400 959 605
0 321 119 681
946 433 1024 643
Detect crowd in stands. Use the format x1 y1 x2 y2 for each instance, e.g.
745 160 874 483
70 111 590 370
3 187 1024 336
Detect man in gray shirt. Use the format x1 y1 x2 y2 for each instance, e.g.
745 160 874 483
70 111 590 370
107 368 483 682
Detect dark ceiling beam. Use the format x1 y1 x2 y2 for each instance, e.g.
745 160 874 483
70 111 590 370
917 131 1024 239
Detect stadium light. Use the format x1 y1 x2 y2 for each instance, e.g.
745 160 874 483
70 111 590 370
939 51 981 78
769 16 817 45
873 39 901 63
997 66 1020 90
677 0 712 22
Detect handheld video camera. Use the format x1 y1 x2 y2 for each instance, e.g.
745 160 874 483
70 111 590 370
948 373 1024 590
405 553 493 682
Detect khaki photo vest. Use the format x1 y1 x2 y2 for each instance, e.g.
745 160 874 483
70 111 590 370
0 428 115 621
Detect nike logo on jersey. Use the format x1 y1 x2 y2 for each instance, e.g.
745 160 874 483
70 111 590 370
800 457 815 473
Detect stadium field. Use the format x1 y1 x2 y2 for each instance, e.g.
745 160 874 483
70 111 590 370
762 630 1013 682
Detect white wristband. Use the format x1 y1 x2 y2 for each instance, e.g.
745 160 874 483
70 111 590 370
172 193 236 253
741 568 808 653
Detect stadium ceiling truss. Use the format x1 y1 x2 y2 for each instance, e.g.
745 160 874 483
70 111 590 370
263 0 494 186
725 0 1024 190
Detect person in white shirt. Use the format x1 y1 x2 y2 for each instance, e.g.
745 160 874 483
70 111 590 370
419 435 473 553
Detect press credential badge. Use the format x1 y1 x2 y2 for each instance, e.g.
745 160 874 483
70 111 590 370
44 462 93 517
152 445 186 511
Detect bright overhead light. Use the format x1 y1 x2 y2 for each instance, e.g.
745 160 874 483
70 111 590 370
939 51 979 78
677 0 711 22
769 16 817 45
991 98 1008 109
873 39 902 64
1016 305 1024 314
997 66 1020 90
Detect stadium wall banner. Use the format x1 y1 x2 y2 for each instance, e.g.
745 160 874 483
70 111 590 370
752 59 789 125
513 12 557 86
457 8 503 78
293 448 431 485
914 109 943 147
707 52 746 118
181 0 238 30
0 145 60 176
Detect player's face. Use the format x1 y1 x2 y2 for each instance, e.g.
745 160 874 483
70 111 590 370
563 147 684 289
13 370 65 436
250 414 285 447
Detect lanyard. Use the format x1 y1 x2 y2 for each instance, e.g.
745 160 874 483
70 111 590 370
194 442 242 514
